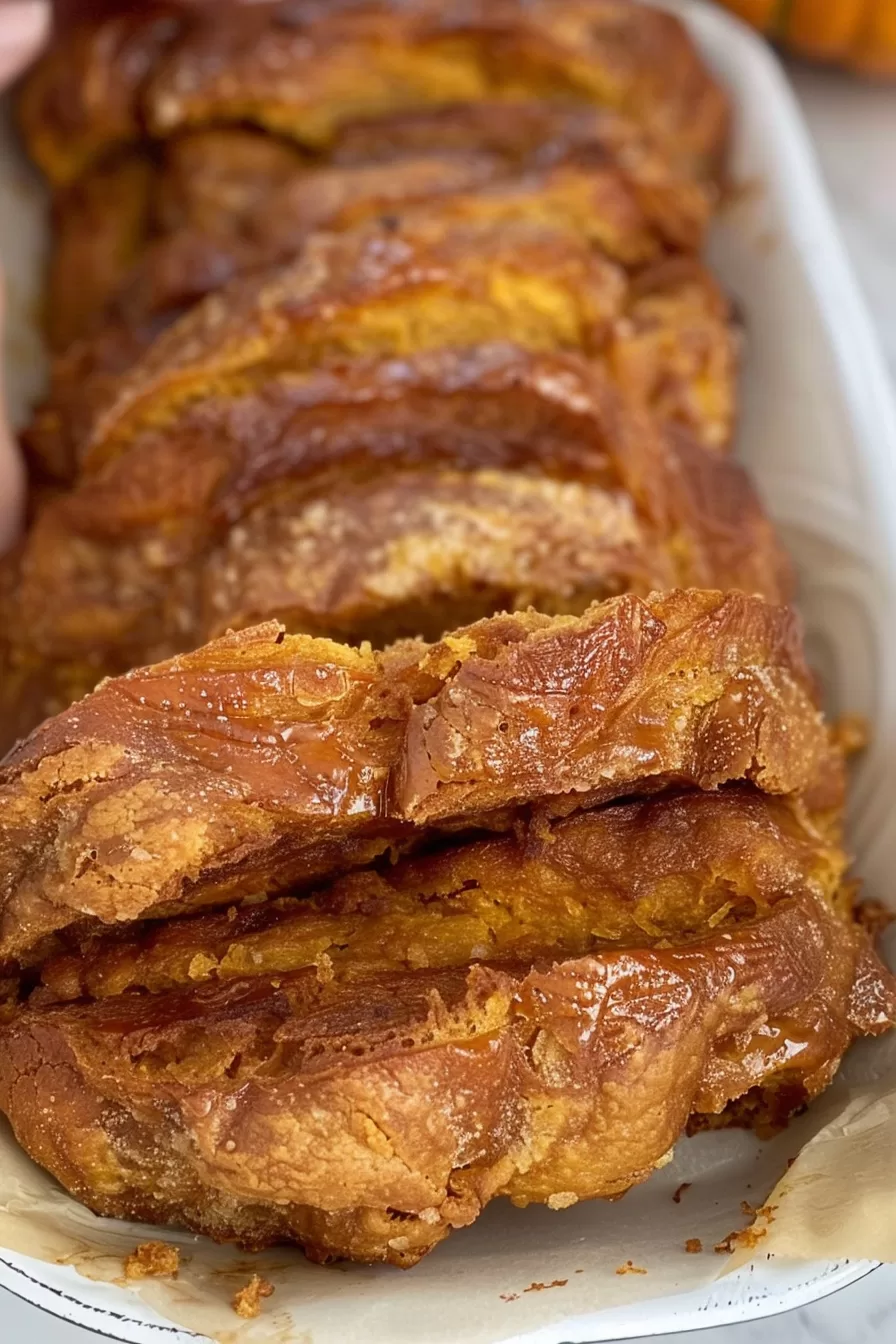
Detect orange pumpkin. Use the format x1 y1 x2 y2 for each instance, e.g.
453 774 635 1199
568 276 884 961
719 0 896 74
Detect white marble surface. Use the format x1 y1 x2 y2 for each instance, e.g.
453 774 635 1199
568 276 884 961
2 57 895 1344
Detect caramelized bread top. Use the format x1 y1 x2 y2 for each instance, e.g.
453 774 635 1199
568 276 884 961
1 885 889 1265
29 234 733 485
0 590 836 964
5 348 782 737
19 1 728 187
38 785 849 1004
74 214 628 472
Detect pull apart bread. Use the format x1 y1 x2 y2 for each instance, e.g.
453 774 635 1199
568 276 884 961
37 105 713 357
18 1 728 189
19 0 731 483
27 193 736 484
2 347 785 744
0 596 892 1266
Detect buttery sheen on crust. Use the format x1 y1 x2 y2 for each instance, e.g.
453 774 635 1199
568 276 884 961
26 220 734 484
4 348 785 734
108 157 697 340
18 1 728 187
0 590 834 964
49 215 630 477
36 787 851 1005
39 102 712 375
1 887 890 1266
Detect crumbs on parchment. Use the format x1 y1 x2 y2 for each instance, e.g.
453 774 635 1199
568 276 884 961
684 1238 703 1254
124 1241 180 1280
715 1203 778 1255
615 1261 647 1276
233 1273 275 1319
672 1182 691 1203
524 1279 568 1293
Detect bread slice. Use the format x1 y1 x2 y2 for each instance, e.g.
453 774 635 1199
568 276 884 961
6 348 783 731
330 101 713 251
27 220 734 485
144 0 729 177
36 786 850 1004
0 591 837 964
196 446 787 645
109 158 686 340
19 2 728 187
1 881 889 1265
39 101 713 376
46 215 628 480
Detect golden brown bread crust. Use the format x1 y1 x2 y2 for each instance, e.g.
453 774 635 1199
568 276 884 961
19 2 728 187
0 590 834 964
44 153 156 352
155 128 308 237
27 219 734 483
1 889 890 1265
36 787 849 1004
111 156 690 338
15 6 184 186
145 0 729 174
0 625 406 965
86 217 629 469
38 105 711 381
329 101 715 253
197 467 668 645
391 588 834 826
5 348 785 731
129 107 709 330
105 104 713 328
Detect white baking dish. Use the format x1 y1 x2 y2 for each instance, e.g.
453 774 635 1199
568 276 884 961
1 1 895 1339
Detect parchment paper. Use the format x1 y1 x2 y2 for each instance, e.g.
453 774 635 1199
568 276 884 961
2 3 896 1336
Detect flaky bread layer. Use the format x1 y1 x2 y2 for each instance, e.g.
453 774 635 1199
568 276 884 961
1 890 890 1266
18 2 728 188
7 346 780 733
37 786 848 1005
0 591 837 964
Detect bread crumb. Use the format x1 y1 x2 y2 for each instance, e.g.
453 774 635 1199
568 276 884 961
615 1261 647 1275
124 1241 180 1280
672 1182 691 1203
715 1225 767 1255
233 1274 274 1319
523 1279 567 1293
547 1191 578 1210
314 950 335 984
685 1238 703 1254
500 1292 520 1302
716 1199 777 1254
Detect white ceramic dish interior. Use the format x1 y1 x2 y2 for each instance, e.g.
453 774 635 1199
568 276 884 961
1 1 895 1340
